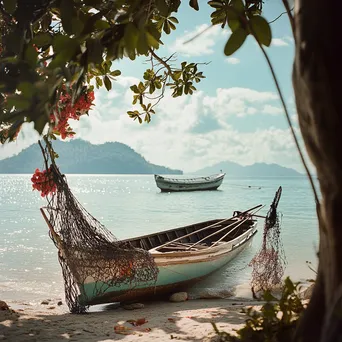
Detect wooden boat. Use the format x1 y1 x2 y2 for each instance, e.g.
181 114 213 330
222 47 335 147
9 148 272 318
154 173 225 192
41 206 259 306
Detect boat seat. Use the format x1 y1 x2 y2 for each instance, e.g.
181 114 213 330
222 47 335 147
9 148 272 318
163 242 208 251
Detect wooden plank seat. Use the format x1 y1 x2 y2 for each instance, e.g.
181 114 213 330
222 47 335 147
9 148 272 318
161 241 208 251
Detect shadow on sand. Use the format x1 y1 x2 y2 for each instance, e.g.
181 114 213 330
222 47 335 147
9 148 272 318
0 299 253 341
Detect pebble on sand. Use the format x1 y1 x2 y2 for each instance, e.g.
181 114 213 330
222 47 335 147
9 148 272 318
169 292 188 302
122 303 145 310
0 301 9 311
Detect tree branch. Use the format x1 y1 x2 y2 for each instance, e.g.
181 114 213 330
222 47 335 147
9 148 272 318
268 7 294 24
149 49 173 76
38 140 49 171
282 0 295 37
257 42 319 205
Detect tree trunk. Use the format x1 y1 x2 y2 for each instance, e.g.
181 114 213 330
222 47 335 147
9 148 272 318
293 1 342 341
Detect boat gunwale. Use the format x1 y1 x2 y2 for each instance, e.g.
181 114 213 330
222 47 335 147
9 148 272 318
151 225 257 262
121 217 256 245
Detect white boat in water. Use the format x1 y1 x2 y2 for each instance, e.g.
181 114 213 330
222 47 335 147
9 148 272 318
154 173 225 192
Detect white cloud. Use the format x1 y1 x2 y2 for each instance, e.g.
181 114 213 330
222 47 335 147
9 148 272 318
262 104 283 115
284 36 294 44
0 123 41 161
169 24 226 57
271 38 289 47
226 57 240 65
2 77 304 173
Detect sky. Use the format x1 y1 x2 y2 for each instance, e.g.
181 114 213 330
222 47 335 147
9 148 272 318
1 1 309 173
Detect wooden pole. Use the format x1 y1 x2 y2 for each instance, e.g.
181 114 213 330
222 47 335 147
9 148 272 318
195 205 263 250
40 207 63 247
208 205 263 249
186 219 243 250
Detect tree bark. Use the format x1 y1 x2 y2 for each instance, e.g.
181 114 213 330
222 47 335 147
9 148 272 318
293 1 342 341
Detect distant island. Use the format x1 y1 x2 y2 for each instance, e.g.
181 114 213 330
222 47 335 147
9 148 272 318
194 160 303 177
0 140 183 175
0 139 304 177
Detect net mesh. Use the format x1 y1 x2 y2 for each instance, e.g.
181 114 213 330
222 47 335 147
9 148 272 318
39 140 158 314
249 186 286 293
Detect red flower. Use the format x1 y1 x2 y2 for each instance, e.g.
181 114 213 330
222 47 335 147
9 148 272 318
50 88 95 139
31 167 57 197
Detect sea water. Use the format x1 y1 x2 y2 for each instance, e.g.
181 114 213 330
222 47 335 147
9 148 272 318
0 174 318 302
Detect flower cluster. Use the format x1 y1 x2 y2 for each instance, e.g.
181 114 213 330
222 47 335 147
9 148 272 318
51 88 95 139
31 167 57 197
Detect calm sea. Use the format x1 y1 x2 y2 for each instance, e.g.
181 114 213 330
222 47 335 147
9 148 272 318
0 174 319 302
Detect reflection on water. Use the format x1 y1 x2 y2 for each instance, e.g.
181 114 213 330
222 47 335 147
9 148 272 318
0 174 318 301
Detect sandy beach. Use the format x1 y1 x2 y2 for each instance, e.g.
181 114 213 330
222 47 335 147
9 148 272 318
0 298 259 342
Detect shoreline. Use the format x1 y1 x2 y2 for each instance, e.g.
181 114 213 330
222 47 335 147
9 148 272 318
0 297 261 342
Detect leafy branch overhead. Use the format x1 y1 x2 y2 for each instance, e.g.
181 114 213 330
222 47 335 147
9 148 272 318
0 0 271 141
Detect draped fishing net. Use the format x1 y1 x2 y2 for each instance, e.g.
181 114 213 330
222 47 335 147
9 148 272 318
249 186 286 293
39 140 158 314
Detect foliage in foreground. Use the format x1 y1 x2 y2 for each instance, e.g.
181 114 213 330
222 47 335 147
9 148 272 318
213 277 306 342
0 0 269 143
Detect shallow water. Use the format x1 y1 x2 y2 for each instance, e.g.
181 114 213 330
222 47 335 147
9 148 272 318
0 174 318 302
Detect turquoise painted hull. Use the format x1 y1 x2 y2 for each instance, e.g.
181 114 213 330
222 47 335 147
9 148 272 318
78 228 256 305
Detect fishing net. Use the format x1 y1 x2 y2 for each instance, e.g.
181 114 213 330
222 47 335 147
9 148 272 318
38 140 158 313
249 186 286 294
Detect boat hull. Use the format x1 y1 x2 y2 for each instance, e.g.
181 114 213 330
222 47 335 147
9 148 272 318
155 175 225 192
79 227 256 305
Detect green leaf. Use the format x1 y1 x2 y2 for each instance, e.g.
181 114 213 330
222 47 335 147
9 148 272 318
138 82 145 93
189 0 199 11
124 23 139 55
95 77 103 88
132 95 139 104
146 25 162 45
110 70 121 77
24 45 38 68
71 18 84 36
32 33 52 47
33 116 47 135
6 96 31 110
168 17 179 24
95 20 110 30
60 0 75 35
249 16 272 47
168 21 176 31
5 29 24 55
231 0 245 13
226 7 240 32
17 82 35 99
208 1 222 8
137 31 149 55
86 39 103 64
49 36 79 69
146 31 159 49
224 28 247 56
130 85 139 93
53 35 77 53
155 0 169 16
172 71 182 81
104 76 112 91
149 83 155 94
163 21 171 34
3 0 17 14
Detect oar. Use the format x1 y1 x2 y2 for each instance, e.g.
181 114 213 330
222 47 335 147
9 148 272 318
186 220 242 250
154 204 263 251
209 206 263 249
186 205 264 250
